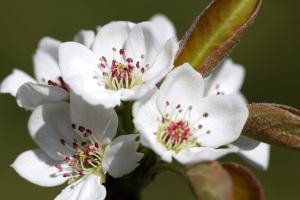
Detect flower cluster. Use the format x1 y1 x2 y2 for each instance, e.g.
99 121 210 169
1 14 270 199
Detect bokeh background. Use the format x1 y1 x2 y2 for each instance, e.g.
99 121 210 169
0 0 299 199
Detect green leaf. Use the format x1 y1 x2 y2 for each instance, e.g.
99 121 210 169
185 161 233 200
222 163 264 200
174 0 261 78
242 104 300 151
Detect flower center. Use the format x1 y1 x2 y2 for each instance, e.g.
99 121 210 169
55 124 105 184
41 76 68 91
96 46 149 90
155 102 211 152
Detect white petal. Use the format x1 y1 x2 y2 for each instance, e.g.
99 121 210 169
17 82 69 110
28 102 81 161
11 149 67 187
149 14 178 41
33 50 61 83
66 75 122 108
70 91 118 146
102 134 143 178
59 42 100 80
0 69 36 96
38 36 62 63
232 135 260 150
121 38 179 101
55 175 106 200
92 21 135 63
190 95 248 148
73 30 95 49
205 58 245 96
173 146 239 165
125 22 165 66
239 143 270 170
157 63 205 115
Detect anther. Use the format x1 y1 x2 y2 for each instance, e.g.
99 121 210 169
73 143 78 149
179 109 182 113
141 54 145 59
176 104 181 109
188 106 192 110
166 101 170 106
102 56 107 62
112 47 116 52
79 170 84 175
86 158 93 165
123 45 127 50
203 113 209 117
78 126 85 132
206 130 211 134
81 141 87 146
57 152 62 156
126 58 133 63
83 132 89 137
48 80 58 86
198 125 203 129
141 68 145 73
69 162 76 166
86 129 92 135
145 64 149 68
119 49 124 55
95 142 99 148
136 61 140 68
99 57 104 62
65 156 70 162
162 117 165 123
55 164 62 170
100 63 106 68
103 72 107 76
71 123 77 129
60 139 66 146
63 173 70 177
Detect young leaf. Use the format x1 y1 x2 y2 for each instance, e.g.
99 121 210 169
185 161 233 200
222 163 264 200
242 104 300 151
174 0 261 78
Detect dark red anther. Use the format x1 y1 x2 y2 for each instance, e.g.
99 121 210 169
136 61 140 68
198 125 203 129
79 170 83 175
176 104 181 109
58 77 68 91
60 139 66 146
78 126 85 132
203 113 209 117
63 173 70 177
55 164 62 170
101 63 106 68
217 92 220 95
73 142 78 149
86 129 92 135
48 80 58 86
141 68 145 73
65 156 70 162
86 158 93 165
95 142 99 148
162 117 165 123
81 141 87 146
71 123 77 129
119 49 124 55
126 58 133 63
112 59 117 65
69 162 76 166
102 56 107 62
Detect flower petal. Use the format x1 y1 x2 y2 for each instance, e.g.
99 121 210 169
239 143 270 170
92 21 135 64
232 135 260 150
157 63 205 115
173 146 239 165
102 134 143 178
38 36 62 63
189 95 248 148
149 14 178 41
73 30 95 49
66 75 122 108
70 91 118 146
11 149 67 187
16 82 69 110
59 42 100 80
205 58 245 96
0 69 36 96
55 174 106 200
28 102 81 161
125 22 165 66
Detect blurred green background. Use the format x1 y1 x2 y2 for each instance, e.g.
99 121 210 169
0 0 299 199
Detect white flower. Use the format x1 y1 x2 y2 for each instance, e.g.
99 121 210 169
0 30 95 110
205 58 270 170
59 21 179 108
11 92 143 200
133 63 249 164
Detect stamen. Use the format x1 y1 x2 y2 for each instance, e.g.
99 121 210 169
71 123 77 129
60 139 66 146
203 113 209 117
55 165 62 170
78 126 85 132
69 162 76 166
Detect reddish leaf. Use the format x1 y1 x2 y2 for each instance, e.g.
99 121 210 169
222 163 264 200
174 0 262 78
242 104 300 151
185 161 232 200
